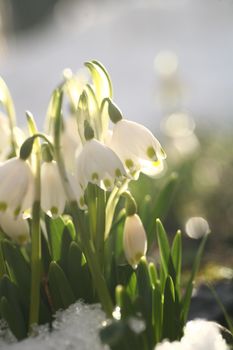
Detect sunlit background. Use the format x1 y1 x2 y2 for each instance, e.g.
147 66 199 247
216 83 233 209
0 0 233 280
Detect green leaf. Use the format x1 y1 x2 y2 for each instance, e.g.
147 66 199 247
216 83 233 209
2 240 30 310
48 261 75 311
149 262 158 287
48 216 65 261
115 285 134 319
181 233 209 322
136 257 154 346
171 230 182 290
59 226 73 274
0 276 27 339
152 284 163 343
156 219 170 275
0 296 27 340
67 242 93 302
162 275 177 341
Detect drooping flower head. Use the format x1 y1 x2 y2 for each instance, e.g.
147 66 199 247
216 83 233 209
0 157 33 215
107 99 166 179
41 160 66 217
123 213 147 269
76 138 126 191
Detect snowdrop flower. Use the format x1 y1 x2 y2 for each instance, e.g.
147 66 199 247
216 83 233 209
41 160 66 217
76 138 126 191
0 211 30 244
155 319 229 350
123 214 147 269
110 119 166 178
0 157 33 214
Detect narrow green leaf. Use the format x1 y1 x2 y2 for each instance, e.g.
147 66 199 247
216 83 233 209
181 234 209 322
156 219 170 275
49 216 65 261
59 226 73 274
162 275 176 341
2 240 30 310
67 242 92 301
153 284 163 343
171 230 182 289
115 285 134 319
0 296 27 340
48 261 75 311
149 262 158 287
0 276 27 339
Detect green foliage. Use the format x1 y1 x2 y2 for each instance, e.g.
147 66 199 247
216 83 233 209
100 221 208 350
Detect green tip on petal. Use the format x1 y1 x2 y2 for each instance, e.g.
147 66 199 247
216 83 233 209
0 202 7 212
103 178 112 190
50 206 58 216
42 143 54 162
92 172 99 182
125 159 134 170
14 206 21 217
147 146 157 160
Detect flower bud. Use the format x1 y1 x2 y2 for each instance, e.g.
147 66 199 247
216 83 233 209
123 214 147 269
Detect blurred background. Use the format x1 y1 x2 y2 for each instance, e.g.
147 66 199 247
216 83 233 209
0 0 233 322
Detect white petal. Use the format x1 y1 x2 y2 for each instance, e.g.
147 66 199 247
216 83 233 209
41 161 66 217
0 211 30 244
76 138 126 191
0 158 33 212
110 119 166 178
123 214 147 269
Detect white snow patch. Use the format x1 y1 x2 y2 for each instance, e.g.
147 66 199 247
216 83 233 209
155 319 229 350
0 302 107 350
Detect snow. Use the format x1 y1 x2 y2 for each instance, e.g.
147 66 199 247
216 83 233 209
155 319 229 350
0 302 107 350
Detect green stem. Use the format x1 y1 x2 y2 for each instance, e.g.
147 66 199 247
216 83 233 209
95 187 106 271
27 114 41 329
87 184 97 241
105 179 129 239
29 201 41 327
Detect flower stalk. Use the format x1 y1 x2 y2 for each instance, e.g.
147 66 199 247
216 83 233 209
27 113 42 329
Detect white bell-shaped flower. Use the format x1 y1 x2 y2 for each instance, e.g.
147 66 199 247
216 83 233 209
76 138 126 191
110 119 166 178
123 213 147 269
41 160 66 217
0 157 33 214
0 211 30 244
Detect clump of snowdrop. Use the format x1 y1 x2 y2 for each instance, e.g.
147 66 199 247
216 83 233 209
155 320 229 350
